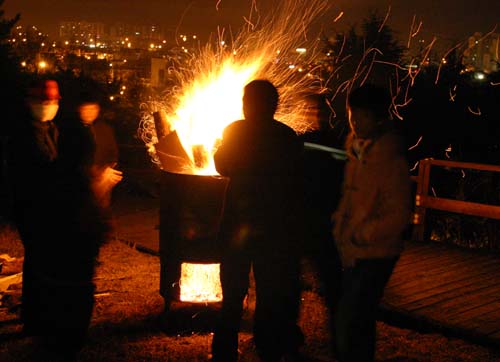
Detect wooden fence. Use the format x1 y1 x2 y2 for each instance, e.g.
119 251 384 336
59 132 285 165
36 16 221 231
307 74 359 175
412 159 500 241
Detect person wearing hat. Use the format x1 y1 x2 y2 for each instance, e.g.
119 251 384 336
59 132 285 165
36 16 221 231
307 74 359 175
6 78 63 338
7 78 107 360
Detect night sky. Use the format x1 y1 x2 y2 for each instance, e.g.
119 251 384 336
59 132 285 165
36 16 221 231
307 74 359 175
4 0 499 44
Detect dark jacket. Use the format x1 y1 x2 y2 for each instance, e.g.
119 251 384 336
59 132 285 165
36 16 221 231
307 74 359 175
214 118 304 245
91 120 119 168
6 113 59 238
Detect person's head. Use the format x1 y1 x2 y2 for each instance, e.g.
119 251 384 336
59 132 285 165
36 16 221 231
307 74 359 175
347 84 392 138
77 91 101 125
26 79 61 122
304 93 330 131
242 79 279 121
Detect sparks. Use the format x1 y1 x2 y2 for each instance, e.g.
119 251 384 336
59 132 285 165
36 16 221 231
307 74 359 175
333 11 344 23
408 136 423 151
467 106 481 116
139 0 330 175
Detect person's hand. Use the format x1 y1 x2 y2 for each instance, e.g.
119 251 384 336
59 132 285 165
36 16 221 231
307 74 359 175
91 165 123 206
102 166 123 187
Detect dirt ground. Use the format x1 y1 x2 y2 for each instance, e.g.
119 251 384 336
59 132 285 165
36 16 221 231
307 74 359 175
0 224 499 362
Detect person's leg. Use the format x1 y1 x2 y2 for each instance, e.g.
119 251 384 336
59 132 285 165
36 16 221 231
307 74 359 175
42 282 95 361
252 247 303 361
334 257 397 362
20 245 38 335
211 250 251 362
20 234 45 336
314 232 342 332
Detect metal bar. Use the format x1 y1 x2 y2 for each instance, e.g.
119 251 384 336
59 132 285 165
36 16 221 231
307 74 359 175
303 142 347 160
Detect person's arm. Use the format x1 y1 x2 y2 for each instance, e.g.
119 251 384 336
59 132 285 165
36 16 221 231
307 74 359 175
214 125 236 176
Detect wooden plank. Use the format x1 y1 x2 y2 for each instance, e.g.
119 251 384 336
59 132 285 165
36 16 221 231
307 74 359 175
385 270 499 307
379 238 500 345
399 278 500 311
397 245 462 266
462 309 500 336
392 244 471 268
488 330 500 340
388 249 485 281
386 255 499 288
387 259 500 296
388 253 496 286
444 298 500 324
385 259 500 296
422 196 500 220
413 159 431 241
415 286 500 321
385 273 500 310
401 241 440 254
428 159 500 173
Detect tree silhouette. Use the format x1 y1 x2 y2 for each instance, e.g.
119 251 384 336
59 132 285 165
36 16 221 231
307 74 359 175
1 0 22 216
320 11 405 140
323 11 404 93
0 0 22 129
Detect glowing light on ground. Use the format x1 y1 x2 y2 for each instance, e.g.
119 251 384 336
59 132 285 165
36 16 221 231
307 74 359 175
179 263 222 303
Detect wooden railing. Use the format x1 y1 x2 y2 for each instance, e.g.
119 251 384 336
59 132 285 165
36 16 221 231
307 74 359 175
412 158 500 241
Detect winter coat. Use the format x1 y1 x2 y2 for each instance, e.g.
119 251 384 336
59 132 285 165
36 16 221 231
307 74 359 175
91 120 119 168
6 114 59 239
333 130 411 267
214 118 304 246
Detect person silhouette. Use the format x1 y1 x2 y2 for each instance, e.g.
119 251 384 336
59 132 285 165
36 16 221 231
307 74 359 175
211 80 305 361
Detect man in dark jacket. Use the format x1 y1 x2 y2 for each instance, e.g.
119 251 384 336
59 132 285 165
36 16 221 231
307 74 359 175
211 80 304 362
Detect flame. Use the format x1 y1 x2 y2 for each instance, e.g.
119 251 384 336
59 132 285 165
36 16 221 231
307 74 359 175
179 263 222 303
171 59 262 174
140 0 330 175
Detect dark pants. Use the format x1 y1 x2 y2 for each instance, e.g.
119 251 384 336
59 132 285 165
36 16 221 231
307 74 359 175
19 226 96 359
212 234 303 362
334 257 398 362
306 223 342 330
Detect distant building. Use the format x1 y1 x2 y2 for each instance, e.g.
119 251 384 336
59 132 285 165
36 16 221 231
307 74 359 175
151 57 170 88
109 23 166 41
59 21 105 43
462 32 499 73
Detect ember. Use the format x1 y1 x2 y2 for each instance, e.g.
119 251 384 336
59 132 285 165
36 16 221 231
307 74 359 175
180 263 222 303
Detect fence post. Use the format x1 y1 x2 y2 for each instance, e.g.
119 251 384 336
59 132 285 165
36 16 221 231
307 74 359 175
412 159 431 241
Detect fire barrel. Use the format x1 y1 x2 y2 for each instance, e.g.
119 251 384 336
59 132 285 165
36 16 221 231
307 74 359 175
159 170 229 308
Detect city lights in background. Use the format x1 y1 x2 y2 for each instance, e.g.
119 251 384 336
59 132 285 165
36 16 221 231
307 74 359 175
474 72 486 80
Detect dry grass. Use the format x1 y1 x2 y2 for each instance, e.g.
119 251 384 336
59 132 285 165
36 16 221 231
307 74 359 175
0 225 499 362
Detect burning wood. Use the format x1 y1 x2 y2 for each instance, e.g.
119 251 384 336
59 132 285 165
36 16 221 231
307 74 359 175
179 263 222 303
140 0 330 175
145 0 331 306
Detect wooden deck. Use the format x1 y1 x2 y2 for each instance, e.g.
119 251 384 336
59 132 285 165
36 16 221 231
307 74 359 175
381 241 500 347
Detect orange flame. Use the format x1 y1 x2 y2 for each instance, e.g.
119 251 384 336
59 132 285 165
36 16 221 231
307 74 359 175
140 0 330 175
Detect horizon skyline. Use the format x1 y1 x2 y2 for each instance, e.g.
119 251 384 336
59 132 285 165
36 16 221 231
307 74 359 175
4 1 499 49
